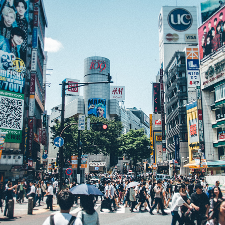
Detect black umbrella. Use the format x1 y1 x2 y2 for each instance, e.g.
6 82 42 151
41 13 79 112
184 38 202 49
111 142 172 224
69 184 104 196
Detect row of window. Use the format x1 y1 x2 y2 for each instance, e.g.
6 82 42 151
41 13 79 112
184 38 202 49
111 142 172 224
215 83 225 101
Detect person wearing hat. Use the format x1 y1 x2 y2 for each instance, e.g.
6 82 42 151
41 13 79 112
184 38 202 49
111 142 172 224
190 183 210 225
45 181 54 211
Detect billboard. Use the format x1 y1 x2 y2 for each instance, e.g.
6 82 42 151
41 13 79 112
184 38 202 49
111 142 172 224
88 98 106 118
185 47 200 88
64 78 80 96
110 86 125 101
159 6 198 44
198 6 225 60
201 0 222 23
0 0 30 143
152 83 160 113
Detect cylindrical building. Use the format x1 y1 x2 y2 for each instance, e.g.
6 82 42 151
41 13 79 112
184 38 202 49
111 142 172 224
83 56 110 119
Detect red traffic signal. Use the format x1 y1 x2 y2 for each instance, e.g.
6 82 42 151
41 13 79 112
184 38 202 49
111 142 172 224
92 122 108 131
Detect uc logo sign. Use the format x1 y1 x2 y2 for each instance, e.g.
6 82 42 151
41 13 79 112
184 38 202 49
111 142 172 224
167 8 192 32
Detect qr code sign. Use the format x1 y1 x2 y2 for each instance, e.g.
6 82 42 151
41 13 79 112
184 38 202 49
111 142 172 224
0 96 23 130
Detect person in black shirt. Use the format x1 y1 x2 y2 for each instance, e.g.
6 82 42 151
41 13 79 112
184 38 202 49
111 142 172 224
4 181 17 217
190 183 210 225
14 0 28 53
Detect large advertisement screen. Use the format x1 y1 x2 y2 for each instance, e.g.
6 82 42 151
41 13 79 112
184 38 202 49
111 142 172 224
198 6 225 61
88 98 106 118
0 0 30 143
201 0 222 23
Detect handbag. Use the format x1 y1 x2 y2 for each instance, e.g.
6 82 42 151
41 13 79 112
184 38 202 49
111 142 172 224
50 214 76 225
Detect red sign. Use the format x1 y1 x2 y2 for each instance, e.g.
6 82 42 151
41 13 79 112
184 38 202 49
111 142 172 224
39 128 42 143
219 133 225 140
68 81 78 93
90 60 106 72
155 119 162 125
65 168 73 176
28 159 33 167
198 109 203 120
190 124 197 136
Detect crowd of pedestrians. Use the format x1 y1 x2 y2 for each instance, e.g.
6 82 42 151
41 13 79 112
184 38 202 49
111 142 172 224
88 173 225 225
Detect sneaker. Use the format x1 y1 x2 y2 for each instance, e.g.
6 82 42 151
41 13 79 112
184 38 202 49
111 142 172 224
162 212 168 215
150 212 154 215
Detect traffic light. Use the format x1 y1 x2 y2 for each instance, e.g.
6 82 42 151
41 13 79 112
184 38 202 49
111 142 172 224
92 122 108 131
107 73 112 83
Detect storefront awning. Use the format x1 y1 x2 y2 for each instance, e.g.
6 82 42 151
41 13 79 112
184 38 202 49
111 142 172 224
207 160 225 167
183 163 199 168
212 119 225 129
213 141 225 147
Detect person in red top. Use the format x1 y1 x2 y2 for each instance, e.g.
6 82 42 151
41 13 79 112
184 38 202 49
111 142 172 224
211 27 221 52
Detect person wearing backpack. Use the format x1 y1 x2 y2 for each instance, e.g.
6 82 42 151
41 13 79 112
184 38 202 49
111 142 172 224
75 195 99 225
42 190 76 225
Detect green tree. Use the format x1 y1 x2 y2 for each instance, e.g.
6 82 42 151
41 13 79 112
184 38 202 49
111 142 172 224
50 116 123 165
119 129 152 175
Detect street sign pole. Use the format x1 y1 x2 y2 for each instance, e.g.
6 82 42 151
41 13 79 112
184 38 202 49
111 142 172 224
59 81 65 191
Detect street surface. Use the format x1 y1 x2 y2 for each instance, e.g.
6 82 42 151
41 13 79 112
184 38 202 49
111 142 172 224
0 197 172 224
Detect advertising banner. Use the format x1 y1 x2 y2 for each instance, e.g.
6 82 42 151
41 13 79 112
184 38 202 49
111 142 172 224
149 114 153 150
0 90 23 142
110 86 125 101
201 0 222 23
186 47 200 88
0 0 30 143
88 98 106 118
189 118 199 143
198 6 225 60
71 155 78 169
81 155 88 168
159 6 198 44
153 83 160 113
28 118 33 158
174 135 180 161
65 78 80 96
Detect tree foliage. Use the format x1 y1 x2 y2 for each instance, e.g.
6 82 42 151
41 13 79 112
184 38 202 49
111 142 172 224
119 129 152 165
50 116 123 162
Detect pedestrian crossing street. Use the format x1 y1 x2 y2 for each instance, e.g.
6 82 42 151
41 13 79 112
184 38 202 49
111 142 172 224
70 204 171 215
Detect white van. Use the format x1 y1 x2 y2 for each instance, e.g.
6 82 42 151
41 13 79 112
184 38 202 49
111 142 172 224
156 174 171 181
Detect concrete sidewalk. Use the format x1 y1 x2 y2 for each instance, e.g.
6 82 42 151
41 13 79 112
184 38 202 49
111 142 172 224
0 195 60 218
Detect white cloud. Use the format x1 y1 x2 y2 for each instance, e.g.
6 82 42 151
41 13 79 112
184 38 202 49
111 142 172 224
44 37 63 52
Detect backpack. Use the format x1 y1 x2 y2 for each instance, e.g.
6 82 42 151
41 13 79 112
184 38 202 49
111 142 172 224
50 215 76 225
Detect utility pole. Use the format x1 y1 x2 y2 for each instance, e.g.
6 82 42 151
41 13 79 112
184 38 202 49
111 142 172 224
59 81 65 190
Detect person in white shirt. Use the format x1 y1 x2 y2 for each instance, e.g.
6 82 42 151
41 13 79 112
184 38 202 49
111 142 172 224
42 190 76 225
45 181 54 211
27 181 36 208
170 184 192 225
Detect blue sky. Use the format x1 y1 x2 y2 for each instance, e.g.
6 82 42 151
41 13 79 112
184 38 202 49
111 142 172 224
43 0 204 116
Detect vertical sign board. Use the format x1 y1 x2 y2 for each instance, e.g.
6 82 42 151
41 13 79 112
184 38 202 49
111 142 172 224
160 68 166 153
149 114 153 154
71 156 78 169
153 83 160 113
185 47 200 88
78 115 85 131
198 109 204 142
174 135 180 161
28 119 33 159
